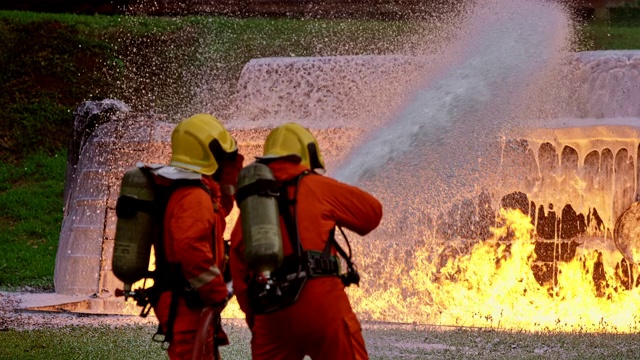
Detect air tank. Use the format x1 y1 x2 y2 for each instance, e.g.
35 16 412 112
112 166 155 286
237 162 283 278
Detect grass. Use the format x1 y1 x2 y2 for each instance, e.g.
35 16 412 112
588 24 640 50
0 12 116 163
580 7 640 50
0 151 66 290
2 321 640 359
0 325 165 359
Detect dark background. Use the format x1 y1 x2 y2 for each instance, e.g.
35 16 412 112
0 0 631 19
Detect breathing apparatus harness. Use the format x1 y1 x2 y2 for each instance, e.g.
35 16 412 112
237 170 360 314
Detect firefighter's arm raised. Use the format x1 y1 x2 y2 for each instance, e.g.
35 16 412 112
316 176 383 236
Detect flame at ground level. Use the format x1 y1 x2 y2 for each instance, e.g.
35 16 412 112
346 209 640 333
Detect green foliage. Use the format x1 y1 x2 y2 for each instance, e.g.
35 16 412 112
0 10 420 294
0 13 116 163
577 7 640 50
608 7 640 27
587 24 640 50
0 151 66 291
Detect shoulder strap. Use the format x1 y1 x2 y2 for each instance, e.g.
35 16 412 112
235 178 279 204
321 227 351 261
278 172 309 265
321 226 359 286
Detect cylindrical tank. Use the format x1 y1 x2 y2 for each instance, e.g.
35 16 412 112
112 166 155 286
238 163 283 278
614 201 640 265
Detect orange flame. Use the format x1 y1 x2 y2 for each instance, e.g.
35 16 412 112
348 209 640 333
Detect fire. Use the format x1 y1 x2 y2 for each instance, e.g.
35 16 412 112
126 242 247 318
348 208 640 333
221 298 244 319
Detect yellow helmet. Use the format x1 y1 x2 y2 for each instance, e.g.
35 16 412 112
170 114 237 175
259 122 325 172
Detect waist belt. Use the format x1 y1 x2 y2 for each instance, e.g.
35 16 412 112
248 250 340 314
305 250 341 278
271 250 341 280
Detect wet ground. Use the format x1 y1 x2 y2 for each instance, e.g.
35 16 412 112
3 291 640 359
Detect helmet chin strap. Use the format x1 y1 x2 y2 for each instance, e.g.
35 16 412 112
210 138 240 181
307 143 324 172
258 154 302 165
212 170 222 182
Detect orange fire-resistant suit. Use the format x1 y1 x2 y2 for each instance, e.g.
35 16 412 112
154 175 233 360
230 161 383 360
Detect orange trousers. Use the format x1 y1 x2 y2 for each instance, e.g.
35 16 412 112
155 292 226 360
250 278 368 360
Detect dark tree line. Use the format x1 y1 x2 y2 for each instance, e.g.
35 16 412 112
0 0 609 19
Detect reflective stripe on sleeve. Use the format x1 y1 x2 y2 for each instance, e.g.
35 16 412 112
188 265 222 289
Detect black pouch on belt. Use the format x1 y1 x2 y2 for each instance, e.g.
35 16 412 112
248 255 307 314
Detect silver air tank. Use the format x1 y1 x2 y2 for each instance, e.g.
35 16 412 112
237 162 283 278
112 166 155 287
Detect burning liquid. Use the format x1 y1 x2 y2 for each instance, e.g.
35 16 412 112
348 209 640 332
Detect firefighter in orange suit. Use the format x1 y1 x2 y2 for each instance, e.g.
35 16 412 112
230 123 383 360
153 114 243 360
